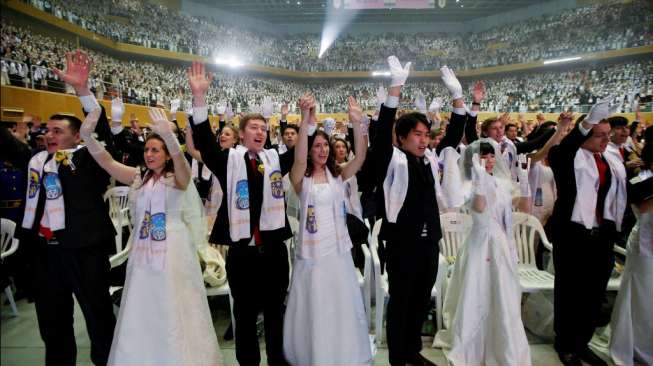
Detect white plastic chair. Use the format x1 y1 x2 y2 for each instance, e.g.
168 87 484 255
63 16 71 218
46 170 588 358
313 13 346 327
104 186 132 254
1 218 20 316
432 212 471 336
109 207 132 269
369 219 389 347
286 216 299 269
512 212 555 293
359 243 372 327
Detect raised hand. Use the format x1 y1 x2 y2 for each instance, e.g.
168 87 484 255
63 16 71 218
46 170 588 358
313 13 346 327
281 102 290 118
53 50 93 92
387 56 411 87
557 111 573 131
216 103 226 115
187 61 213 104
225 102 235 121
111 98 125 123
471 153 487 194
148 108 181 155
429 97 443 113
414 92 427 114
440 66 463 100
348 96 363 124
585 95 616 125
472 81 486 104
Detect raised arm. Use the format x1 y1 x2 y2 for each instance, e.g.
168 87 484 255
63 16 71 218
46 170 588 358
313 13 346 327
79 108 138 185
341 96 368 181
436 67 469 155
290 93 314 194
528 112 572 163
184 124 204 163
148 108 191 190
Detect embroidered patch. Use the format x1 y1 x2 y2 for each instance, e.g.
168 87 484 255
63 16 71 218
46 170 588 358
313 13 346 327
150 213 166 241
269 170 284 199
43 172 62 199
236 179 250 210
28 169 40 199
139 211 151 239
306 205 317 233
534 187 543 207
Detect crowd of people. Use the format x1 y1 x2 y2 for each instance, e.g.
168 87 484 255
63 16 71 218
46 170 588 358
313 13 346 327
3 20 653 116
1 48 652 366
23 0 653 71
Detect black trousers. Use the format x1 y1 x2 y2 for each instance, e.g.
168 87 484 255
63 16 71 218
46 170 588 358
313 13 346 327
385 237 439 366
226 241 290 366
553 222 615 354
32 240 116 366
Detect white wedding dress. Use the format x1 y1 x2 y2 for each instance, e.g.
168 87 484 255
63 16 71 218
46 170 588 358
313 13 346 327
108 175 222 366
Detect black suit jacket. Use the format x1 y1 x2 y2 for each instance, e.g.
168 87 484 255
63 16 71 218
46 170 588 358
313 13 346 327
27 106 116 251
547 124 613 240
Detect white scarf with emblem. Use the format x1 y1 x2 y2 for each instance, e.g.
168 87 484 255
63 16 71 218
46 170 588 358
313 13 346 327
226 145 285 242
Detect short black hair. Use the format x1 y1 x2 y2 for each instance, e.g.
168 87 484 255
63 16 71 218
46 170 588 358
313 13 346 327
505 123 517 131
608 116 628 128
282 124 299 134
479 142 495 156
395 112 429 143
49 114 82 134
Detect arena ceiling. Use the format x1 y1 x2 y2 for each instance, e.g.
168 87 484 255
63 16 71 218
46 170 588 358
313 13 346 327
194 0 543 24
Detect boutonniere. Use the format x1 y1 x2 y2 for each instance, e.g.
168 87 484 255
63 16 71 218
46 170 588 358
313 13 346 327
54 150 76 171
256 156 265 174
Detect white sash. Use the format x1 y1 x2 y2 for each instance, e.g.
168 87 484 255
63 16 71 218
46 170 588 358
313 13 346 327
572 149 627 231
132 176 168 271
225 146 285 242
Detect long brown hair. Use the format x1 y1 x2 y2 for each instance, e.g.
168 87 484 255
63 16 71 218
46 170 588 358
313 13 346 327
305 130 341 178
142 134 175 185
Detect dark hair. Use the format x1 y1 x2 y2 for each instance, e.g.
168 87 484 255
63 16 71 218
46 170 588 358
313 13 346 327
643 126 653 167
504 123 517 132
608 116 628 129
142 134 175 185
49 114 82 133
306 130 341 177
331 137 350 162
629 121 639 137
282 124 299 134
239 113 266 131
479 142 495 156
395 112 429 144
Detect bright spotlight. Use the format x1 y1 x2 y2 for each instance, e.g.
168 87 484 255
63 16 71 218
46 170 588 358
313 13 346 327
543 56 582 65
371 71 391 77
318 2 359 59
214 56 243 68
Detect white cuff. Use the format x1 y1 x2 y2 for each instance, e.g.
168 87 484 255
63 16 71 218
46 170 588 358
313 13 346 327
468 110 478 117
385 96 399 109
79 95 100 113
110 125 124 135
579 123 591 136
192 106 208 125
452 107 466 116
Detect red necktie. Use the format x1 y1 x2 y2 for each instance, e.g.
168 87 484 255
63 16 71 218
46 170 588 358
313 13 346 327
249 157 263 246
619 147 625 159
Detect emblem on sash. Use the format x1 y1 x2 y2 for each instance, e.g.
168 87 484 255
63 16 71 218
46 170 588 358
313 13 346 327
306 205 318 233
139 211 151 239
236 180 250 210
28 169 39 199
43 172 62 199
269 170 284 199
150 213 166 241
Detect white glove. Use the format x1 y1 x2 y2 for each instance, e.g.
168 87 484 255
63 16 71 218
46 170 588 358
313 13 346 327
376 85 387 109
428 97 443 113
80 108 104 155
387 56 411 87
517 154 531 197
585 95 619 124
261 97 274 119
170 98 181 113
440 66 463 100
414 92 427 114
630 97 639 115
148 108 181 156
216 103 226 115
323 118 336 136
250 103 261 114
111 98 124 123
471 153 487 196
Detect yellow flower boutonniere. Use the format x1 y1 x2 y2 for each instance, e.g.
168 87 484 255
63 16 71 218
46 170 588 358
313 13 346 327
257 163 265 174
